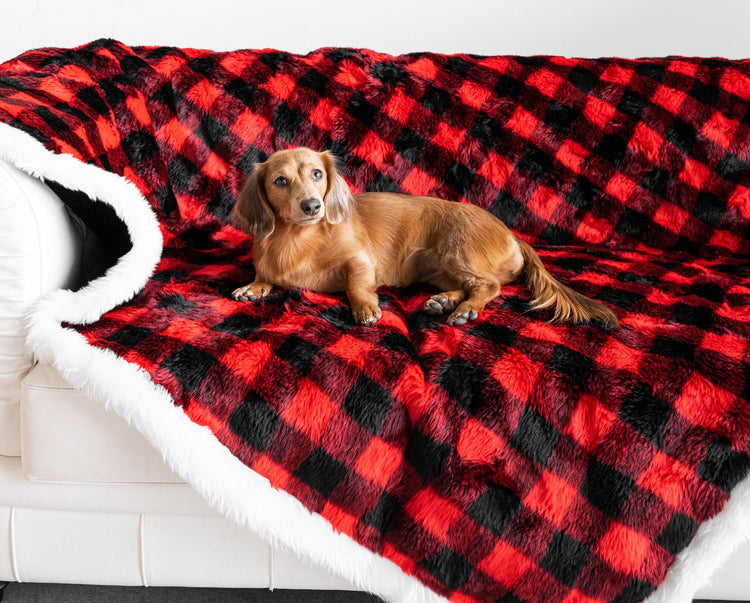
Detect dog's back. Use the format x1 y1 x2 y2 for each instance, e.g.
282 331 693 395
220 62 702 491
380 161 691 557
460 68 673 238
352 192 523 287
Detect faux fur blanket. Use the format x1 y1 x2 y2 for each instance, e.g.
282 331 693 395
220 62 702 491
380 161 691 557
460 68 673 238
2 39 750 602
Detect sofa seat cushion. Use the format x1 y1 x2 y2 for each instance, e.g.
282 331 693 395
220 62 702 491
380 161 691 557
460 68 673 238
21 363 183 484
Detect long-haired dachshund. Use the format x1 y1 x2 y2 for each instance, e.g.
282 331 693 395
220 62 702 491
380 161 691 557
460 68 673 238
232 147 618 329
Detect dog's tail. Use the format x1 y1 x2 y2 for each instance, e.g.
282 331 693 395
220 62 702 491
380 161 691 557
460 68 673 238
516 238 619 329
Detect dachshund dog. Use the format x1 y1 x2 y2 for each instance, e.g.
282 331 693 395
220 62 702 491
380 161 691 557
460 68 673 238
232 147 618 329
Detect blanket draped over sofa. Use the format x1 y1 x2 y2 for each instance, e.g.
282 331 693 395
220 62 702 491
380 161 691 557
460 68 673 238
1 39 750 602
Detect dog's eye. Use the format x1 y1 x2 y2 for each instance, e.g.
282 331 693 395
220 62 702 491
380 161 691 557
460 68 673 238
311 169 323 181
273 176 289 187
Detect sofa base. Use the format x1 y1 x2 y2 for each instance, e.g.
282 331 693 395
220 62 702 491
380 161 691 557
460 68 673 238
0 454 356 591
3 362 750 599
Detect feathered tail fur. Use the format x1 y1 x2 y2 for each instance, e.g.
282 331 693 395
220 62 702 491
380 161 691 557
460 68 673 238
516 238 619 329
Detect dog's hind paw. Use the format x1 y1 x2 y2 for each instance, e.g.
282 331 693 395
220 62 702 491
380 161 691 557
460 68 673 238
424 291 466 315
447 306 479 326
425 296 449 315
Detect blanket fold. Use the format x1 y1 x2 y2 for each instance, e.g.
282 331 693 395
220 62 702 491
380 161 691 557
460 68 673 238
2 39 750 602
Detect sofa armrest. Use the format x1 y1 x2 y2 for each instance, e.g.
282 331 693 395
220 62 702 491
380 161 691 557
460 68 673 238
0 158 82 456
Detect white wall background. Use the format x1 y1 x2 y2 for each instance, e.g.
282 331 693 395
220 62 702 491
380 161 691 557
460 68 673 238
0 0 749 63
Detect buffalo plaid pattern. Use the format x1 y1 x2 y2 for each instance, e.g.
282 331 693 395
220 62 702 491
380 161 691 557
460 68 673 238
2 40 750 602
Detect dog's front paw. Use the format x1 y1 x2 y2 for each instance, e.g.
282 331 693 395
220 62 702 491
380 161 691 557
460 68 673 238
351 302 382 326
232 282 273 301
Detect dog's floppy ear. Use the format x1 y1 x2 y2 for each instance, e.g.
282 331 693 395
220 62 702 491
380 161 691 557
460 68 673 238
233 162 274 239
321 151 355 224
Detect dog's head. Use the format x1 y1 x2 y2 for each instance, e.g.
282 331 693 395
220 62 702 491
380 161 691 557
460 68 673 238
234 147 355 240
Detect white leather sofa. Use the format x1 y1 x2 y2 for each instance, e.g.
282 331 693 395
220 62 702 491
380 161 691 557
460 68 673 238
0 158 355 593
0 154 749 600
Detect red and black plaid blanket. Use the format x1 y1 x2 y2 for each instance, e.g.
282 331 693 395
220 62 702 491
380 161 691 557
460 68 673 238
2 39 750 602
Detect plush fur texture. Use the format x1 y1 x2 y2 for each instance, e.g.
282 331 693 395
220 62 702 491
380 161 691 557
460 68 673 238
2 40 750 603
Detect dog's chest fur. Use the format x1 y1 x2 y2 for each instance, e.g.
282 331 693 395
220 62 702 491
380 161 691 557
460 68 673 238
254 225 350 292
254 218 451 293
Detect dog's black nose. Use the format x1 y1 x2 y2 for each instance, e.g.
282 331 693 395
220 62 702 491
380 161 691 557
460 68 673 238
300 198 322 216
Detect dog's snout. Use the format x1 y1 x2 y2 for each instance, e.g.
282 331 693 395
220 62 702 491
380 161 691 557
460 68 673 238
300 198 322 216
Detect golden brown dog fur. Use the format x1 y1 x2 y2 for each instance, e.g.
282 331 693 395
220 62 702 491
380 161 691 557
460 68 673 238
232 147 618 329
